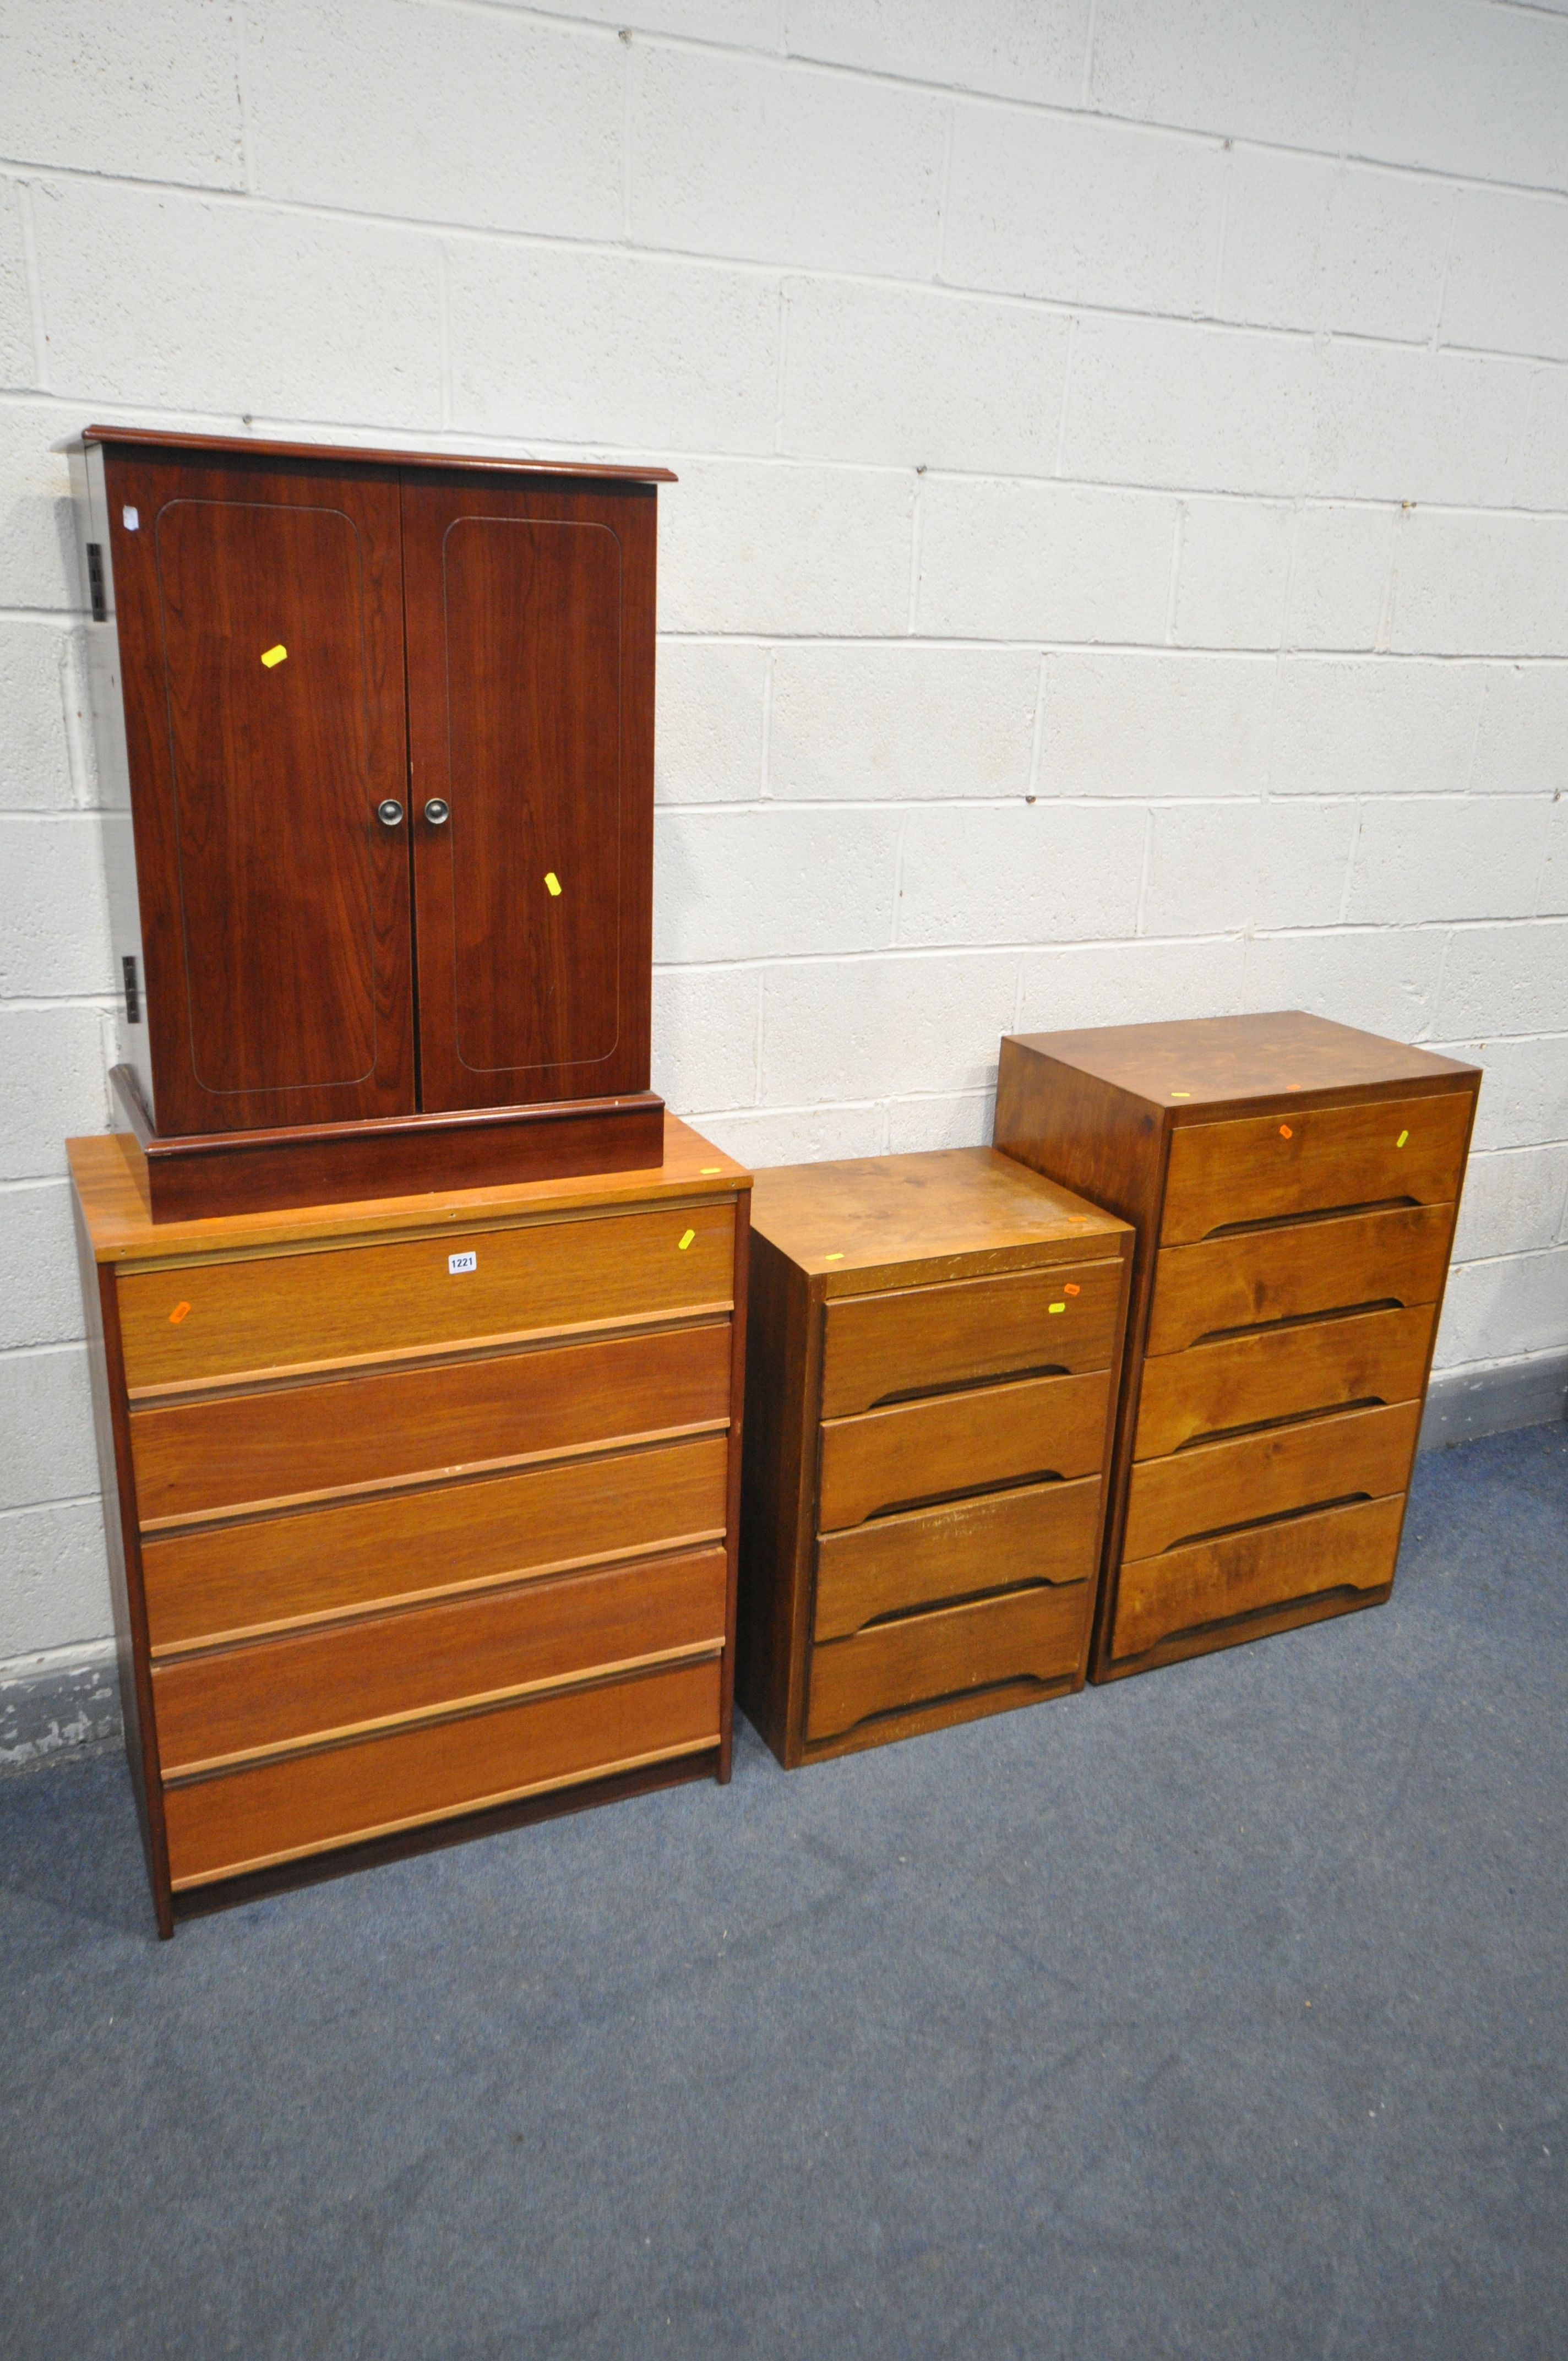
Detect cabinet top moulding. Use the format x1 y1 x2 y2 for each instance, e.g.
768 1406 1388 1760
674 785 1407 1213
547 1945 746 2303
69 425 678 484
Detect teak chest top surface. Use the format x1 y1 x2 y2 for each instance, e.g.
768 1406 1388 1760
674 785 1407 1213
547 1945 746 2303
73 424 677 485
749 1148 1128 1290
71 1118 749 1266
1014 1011 1479 1119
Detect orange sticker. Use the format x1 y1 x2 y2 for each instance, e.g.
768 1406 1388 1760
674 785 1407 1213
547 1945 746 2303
1285 1082 1303 1091
168 1301 191 1325
1064 1283 1080 1296
1279 1124 1292 1139
677 1229 695 1251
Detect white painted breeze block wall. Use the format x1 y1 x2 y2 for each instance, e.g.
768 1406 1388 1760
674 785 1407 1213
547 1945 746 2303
2 0 1566 1680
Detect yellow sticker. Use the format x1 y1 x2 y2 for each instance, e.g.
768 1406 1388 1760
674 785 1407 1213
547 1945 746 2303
168 1301 191 1325
824 1252 843 1262
1048 1302 1066 1314
260 644 287 668
700 1166 721 1174
1396 1129 1409 1147
545 872 562 896
677 1228 695 1251
1171 1090 1190 1099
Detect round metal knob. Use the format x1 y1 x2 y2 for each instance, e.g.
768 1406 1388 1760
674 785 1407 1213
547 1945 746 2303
423 798 450 825
375 799 405 828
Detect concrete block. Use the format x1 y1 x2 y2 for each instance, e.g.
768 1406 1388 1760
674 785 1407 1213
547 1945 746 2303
1270 659 1486 798
1451 1145 1568 1264
943 107 1224 314
1346 799 1549 926
1350 0 1568 190
897 803 1145 947
448 244 780 455
786 0 1090 106
650 966 760 1113
916 478 1178 643
1387 512 1568 659
629 46 946 278
696 1103 887 1168
0 1007 111 1180
247 0 621 238
1441 1036 1568 1153
1089 0 1362 151
1038 652 1274 799
1063 314 1313 498
0 181 32 386
1435 921 1568 1040
570 0 780 42
885 1092 995 1154
1221 155 1448 343
1172 501 1292 650
1216 148 1335 333
32 179 444 429
1513 364 1568 512
654 806 901 961
767 645 1039 802
1284 507 1395 653
1241 927 1447 1042
661 461 913 637
780 277 1070 476
0 402 79 612
1433 1245 1568 1372
1142 798 1354 938
1017 936 1247 1032
0 0 243 187
655 641 768 805
1471 667 1568 798
1539 803 1568 916
0 817 113 997
1444 188 1568 363
1307 344 1532 512
760 952 1020 1102
0 1345 98 1513
0 626 78 813
0 1182 80 1353
0 1500 112 1662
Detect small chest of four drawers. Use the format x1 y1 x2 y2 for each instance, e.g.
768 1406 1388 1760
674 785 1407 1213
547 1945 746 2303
737 1149 1133 1765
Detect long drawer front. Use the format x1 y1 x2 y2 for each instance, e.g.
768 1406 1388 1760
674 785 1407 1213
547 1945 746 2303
818 1368 1110 1531
805 1581 1087 1743
820 1257 1124 1418
118 1200 738 1389
163 1657 723 1890
814 1476 1101 1640
131 1323 732 1525
1134 1303 1436 1460
141 1433 729 1652
1123 1399 1420 1561
1161 1092 1472 1243
153 1546 728 1776
1146 1204 1454 1358
1112 1494 1406 1660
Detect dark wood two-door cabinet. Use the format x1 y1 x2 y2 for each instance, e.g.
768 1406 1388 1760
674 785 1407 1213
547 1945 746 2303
995 1011 1480 1681
738 1149 1132 1765
67 426 673 1220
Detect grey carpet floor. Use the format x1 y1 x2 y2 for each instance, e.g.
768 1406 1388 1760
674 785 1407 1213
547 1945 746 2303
2 1422 1565 2361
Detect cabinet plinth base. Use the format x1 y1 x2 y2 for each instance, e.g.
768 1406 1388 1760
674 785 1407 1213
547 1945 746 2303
110 1068 667 1222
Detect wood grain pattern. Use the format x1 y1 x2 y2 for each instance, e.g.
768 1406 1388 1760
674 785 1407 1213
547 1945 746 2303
1145 1203 1456 1357
141 1432 729 1651
403 478 654 1111
818 1368 1111 1532
117 1199 736 1390
804 1580 1087 1742
813 1476 1101 1641
163 1657 722 1889
154 1546 726 1774
1161 1090 1471 1243
130 1321 732 1525
103 447 414 1138
820 1256 1123 1418
70 1119 748 1264
1112 1494 1405 1661
1133 1303 1435 1460
1006 1010 1478 1117
1122 1399 1420 1560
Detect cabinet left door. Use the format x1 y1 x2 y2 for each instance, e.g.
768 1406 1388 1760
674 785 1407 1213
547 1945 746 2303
106 448 415 1137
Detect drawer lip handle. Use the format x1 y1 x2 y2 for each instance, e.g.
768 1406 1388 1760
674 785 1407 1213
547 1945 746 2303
1183 1297 1408 1350
839 1468 1070 1529
1170 1395 1390 1454
849 1571 1090 1639
865 1362 1074 1412
1186 1194 1423 1244
1150 1489 1384 1556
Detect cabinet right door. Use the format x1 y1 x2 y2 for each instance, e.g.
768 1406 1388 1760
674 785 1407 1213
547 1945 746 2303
401 475 656 1113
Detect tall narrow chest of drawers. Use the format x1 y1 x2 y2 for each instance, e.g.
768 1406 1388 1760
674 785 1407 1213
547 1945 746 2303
70 1120 750 1935
995 1013 1479 1682
738 1149 1131 1764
